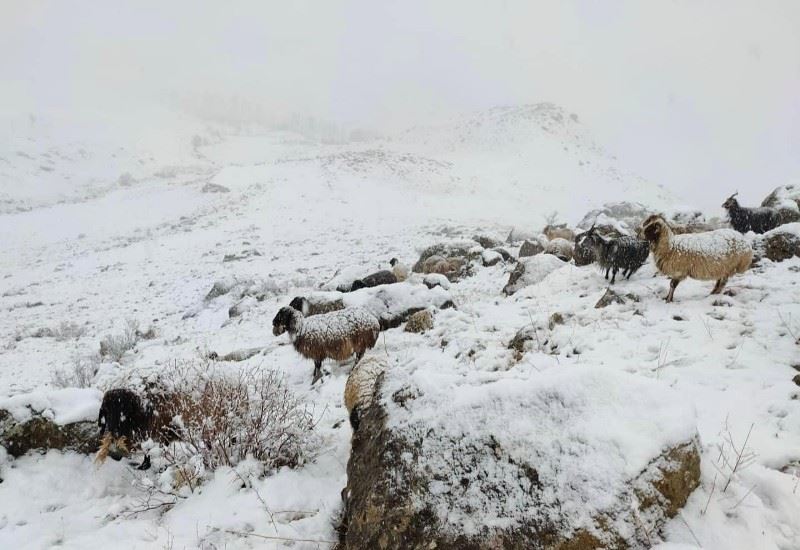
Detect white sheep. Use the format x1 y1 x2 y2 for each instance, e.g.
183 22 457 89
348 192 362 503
642 214 753 302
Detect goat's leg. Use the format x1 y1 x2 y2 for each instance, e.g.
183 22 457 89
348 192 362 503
137 454 151 471
312 360 323 385
604 267 610 280
625 268 633 279
666 278 680 302
354 349 365 364
610 267 617 285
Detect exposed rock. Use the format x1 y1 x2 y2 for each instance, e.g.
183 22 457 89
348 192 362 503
228 296 257 318
481 249 503 267
577 202 650 234
793 374 800 387
412 241 481 273
201 182 231 193
762 224 800 262
339 367 700 550
423 273 451 290
762 184 800 211
519 239 544 258
595 288 640 309
548 312 565 330
506 227 538 245
404 310 434 333
491 247 514 262
472 234 501 249
503 255 565 296
0 409 98 457
544 238 574 262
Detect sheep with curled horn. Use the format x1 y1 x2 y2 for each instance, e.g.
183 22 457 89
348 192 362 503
722 191 781 234
272 305 380 384
577 223 649 284
641 214 752 302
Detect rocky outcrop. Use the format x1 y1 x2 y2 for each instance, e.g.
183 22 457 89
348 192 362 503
762 224 800 262
595 288 640 309
412 241 482 281
519 239 545 258
0 409 98 457
338 367 700 550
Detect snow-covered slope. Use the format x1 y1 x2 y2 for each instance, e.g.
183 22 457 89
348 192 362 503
0 106 797 549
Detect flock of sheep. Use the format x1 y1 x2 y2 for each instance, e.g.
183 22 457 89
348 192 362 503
93 189 795 469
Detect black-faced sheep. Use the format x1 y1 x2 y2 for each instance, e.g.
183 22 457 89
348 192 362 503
350 270 397 292
343 355 386 431
389 258 409 282
642 214 752 302
722 192 781 234
96 388 172 468
272 306 381 383
577 225 649 283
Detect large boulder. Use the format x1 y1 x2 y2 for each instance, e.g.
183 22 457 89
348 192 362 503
577 202 650 235
762 224 800 262
762 184 800 211
503 255 565 296
0 388 102 457
339 366 700 549
519 239 545 258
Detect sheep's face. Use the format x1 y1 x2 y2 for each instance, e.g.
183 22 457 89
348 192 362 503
642 219 666 243
389 258 398 267
272 306 299 336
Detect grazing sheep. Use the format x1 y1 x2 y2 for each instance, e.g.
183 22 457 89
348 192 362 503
577 225 649 283
350 270 397 292
544 238 574 262
722 192 781 234
343 356 386 431
642 214 752 302
404 309 433 333
272 306 380 383
389 258 410 282
543 224 576 242
96 388 171 468
289 295 345 316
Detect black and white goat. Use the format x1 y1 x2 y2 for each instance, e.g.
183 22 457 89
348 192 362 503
577 225 649 284
722 192 781 234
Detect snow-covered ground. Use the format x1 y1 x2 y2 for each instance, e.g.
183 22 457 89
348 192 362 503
0 106 798 549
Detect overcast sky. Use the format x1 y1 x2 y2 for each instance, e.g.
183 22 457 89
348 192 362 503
2 1 799 207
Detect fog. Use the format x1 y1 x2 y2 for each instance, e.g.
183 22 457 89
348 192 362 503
3 0 799 207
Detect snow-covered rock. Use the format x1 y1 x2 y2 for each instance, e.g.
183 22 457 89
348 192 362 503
340 365 700 549
762 223 800 262
503 254 566 295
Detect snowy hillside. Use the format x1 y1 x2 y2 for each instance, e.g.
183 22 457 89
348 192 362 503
0 106 798 549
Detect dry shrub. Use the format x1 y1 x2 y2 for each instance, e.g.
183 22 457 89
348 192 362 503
148 361 320 488
99 319 139 361
51 354 100 388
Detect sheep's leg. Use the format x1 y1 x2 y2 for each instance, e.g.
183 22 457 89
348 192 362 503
312 360 323 385
711 277 728 295
666 278 681 302
625 268 633 280
354 350 365 364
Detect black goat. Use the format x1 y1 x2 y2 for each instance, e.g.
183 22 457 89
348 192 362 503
577 226 649 284
722 192 781 234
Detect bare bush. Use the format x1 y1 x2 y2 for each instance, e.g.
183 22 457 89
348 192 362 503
147 362 320 490
51 354 100 388
99 319 139 362
30 320 86 341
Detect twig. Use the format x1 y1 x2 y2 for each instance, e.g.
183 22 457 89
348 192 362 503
220 529 337 545
677 512 702 547
730 484 756 510
701 473 717 515
722 423 755 493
